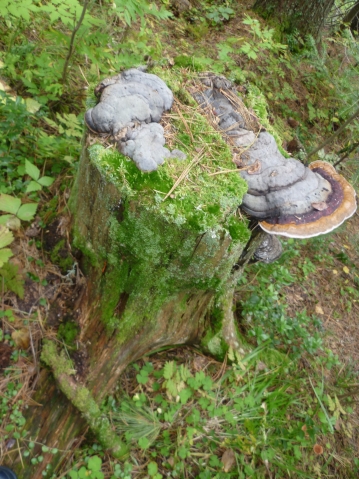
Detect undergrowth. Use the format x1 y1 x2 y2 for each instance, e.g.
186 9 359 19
0 0 358 477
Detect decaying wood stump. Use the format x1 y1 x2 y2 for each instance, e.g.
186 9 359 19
5 73 265 478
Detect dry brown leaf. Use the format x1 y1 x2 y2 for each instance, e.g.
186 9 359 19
11 328 30 350
221 449 236 472
315 305 324 315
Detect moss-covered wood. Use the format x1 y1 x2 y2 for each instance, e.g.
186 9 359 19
6 72 261 477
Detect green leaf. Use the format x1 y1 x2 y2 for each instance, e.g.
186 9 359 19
38 176 54 187
88 456 102 472
25 160 40 181
0 225 14 249
138 436 150 449
16 203 38 222
179 364 191 381
26 181 42 193
148 461 158 476
179 388 192 404
69 471 78 479
164 378 177 397
0 194 21 215
0 248 13 267
163 361 175 379
136 371 149 384
0 263 25 298
78 467 88 479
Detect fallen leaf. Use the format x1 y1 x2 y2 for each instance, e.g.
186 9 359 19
11 328 30 350
221 449 236 472
343 266 350 274
247 160 261 175
315 305 324 315
332 270 338 275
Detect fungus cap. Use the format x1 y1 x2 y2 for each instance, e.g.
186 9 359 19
259 160 357 238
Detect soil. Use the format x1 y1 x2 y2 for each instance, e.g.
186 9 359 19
0 341 12 372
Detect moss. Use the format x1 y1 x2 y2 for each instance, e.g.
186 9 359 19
50 239 73 273
97 262 130 333
200 292 228 359
41 340 128 458
71 225 100 270
41 340 76 376
246 83 289 158
57 320 79 348
174 55 207 71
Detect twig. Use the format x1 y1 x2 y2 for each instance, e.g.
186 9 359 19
163 148 205 200
62 0 91 84
28 325 37 369
208 168 245 176
333 141 359 167
78 65 90 86
174 101 194 144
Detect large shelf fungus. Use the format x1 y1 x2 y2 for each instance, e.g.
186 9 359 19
192 73 357 240
259 160 357 238
85 68 186 172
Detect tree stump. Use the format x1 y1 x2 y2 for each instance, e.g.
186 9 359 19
5 79 263 478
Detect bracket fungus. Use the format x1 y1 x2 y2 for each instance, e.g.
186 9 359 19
192 73 357 240
85 68 186 172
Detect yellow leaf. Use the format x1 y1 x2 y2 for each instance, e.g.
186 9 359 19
343 266 350 274
332 269 338 275
11 328 30 350
25 98 42 114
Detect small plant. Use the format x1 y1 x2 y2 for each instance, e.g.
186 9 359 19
205 5 235 26
68 455 104 479
99 347 356 479
24 160 54 193
0 193 38 230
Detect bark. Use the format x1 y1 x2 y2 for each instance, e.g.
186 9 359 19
253 0 335 37
4 134 261 478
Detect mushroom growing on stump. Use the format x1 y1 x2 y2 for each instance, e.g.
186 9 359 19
191 74 357 242
85 68 186 172
240 135 357 239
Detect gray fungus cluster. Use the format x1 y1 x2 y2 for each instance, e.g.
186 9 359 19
193 74 357 239
85 68 186 172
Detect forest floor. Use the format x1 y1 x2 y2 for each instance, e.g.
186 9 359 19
1 0 359 477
